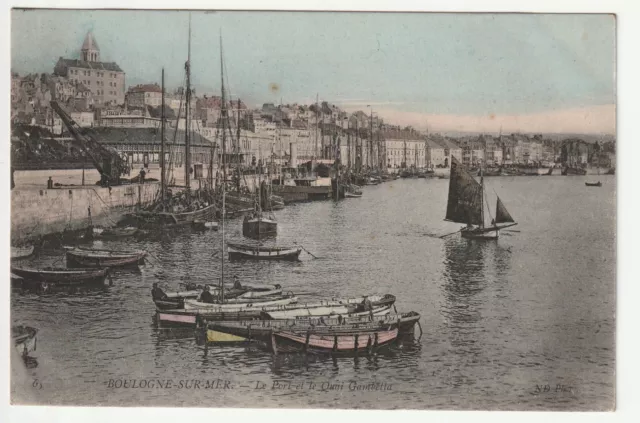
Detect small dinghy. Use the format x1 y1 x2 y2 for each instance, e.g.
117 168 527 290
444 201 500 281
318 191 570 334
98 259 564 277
152 282 283 310
585 181 602 187
93 227 138 239
66 247 147 268
10 266 109 286
13 326 38 357
227 242 301 261
11 245 35 260
270 326 399 355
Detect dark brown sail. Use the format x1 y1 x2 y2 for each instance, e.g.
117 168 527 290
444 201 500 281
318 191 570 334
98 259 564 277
495 196 515 224
445 156 483 225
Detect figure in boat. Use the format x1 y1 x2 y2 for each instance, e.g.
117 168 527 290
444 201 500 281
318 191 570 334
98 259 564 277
446 157 517 240
152 282 168 302
199 285 215 304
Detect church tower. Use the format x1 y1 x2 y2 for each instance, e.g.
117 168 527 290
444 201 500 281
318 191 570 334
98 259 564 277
81 32 100 62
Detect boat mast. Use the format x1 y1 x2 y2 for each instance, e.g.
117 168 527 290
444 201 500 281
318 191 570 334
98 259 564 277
480 162 485 228
219 33 226 304
161 68 166 211
369 108 373 170
185 13 192 196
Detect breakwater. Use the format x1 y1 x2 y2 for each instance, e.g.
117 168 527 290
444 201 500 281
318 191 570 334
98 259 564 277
11 183 160 242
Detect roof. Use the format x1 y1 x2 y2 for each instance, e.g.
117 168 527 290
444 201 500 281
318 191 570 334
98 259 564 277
146 105 177 120
437 139 462 150
128 84 162 94
55 58 124 73
82 32 100 51
87 127 212 146
425 138 445 149
381 130 423 141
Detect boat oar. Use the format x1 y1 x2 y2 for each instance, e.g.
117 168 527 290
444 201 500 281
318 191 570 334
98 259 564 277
504 229 520 233
296 244 318 259
439 229 462 239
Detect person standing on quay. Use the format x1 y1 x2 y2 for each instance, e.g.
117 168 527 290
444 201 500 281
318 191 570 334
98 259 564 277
139 167 146 184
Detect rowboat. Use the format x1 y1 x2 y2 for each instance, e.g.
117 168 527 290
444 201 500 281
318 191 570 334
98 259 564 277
585 181 602 187
11 245 35 260
93 227 138 239
270 327 399 355
10 266 109 285
153 283 283 310
261 294 396 320
66 247 147 268
183 294 297 311
227 242 302 261
203 311 421 343
13 326 38 357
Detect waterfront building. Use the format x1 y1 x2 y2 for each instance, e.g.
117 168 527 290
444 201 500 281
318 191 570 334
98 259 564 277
438 139 463 167
126 84 163 108
383 130 426 169
425 137 446 168
53 32 126 106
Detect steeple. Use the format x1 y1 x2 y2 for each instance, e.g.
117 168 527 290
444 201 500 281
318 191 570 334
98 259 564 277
81 32 100 62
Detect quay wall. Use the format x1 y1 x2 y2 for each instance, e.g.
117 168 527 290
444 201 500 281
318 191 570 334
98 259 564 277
11 183 160 242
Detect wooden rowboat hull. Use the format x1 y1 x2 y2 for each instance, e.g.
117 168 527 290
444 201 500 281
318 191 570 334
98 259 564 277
228 248 301 261
205 311 420 344
271 328 399 355
11 266 108 285
66 250 146 268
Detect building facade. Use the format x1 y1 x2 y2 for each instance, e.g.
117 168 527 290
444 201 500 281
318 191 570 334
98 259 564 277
53 32 126 106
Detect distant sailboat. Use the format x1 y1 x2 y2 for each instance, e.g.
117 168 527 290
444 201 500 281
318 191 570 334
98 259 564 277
445 157 517 240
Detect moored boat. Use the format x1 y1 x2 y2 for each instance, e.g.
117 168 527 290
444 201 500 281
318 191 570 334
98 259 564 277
270 326 399 355
261 294 396 319
242 214 277 239
11 245 35 260
12 326 38 357
227 242 301 261
202 311 421 343
10 266 109 286
94 226 138 239
585 181 602 187
66 247 147 268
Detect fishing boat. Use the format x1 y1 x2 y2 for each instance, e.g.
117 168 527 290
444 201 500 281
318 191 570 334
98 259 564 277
585 181 602 187
202 311 421 343
561 166 587 176
66 247 146 268
270 326 399 355
13 326 38 357
10 266 109 285
446 157 517 240
227 242 301 261
242 213 277 239
242 180 278 239
11 245 35 260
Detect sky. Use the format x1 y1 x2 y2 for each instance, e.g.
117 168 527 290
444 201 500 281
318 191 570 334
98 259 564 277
11 10 616 134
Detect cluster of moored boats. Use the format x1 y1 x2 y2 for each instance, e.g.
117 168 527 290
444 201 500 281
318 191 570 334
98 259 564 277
153 281 420 355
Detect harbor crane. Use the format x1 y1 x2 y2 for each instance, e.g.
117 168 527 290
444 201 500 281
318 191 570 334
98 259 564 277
50 101 127 186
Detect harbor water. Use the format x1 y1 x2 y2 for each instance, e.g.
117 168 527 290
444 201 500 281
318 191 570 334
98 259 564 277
10 176 616 410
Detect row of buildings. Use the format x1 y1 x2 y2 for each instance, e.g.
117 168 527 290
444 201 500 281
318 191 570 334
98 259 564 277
11 31 615 172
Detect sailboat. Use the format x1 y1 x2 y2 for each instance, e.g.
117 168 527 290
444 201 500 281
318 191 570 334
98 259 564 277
242 178 278 239
445 157 517 240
